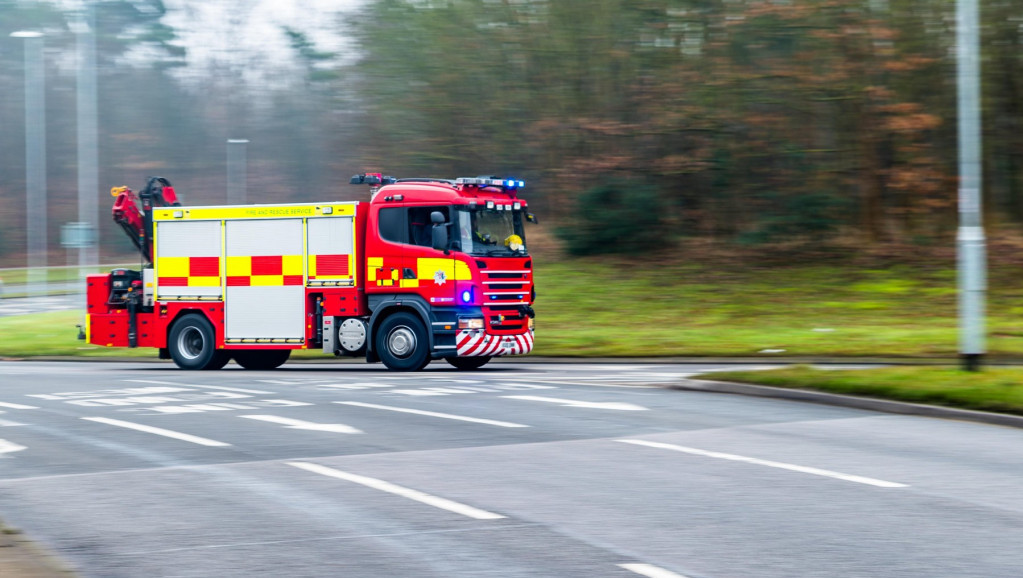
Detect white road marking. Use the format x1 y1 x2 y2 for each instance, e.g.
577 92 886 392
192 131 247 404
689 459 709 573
125 379 274 395
0 402 38 410
288 461 505 520
503 395 648 411
0 419 26 427
619 563 692 578
617 440 907 488
335 401 529 428
239 415 362 434
0 439 27 454
81 417 232 447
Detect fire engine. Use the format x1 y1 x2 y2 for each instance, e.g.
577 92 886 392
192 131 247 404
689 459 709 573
85 174 536 371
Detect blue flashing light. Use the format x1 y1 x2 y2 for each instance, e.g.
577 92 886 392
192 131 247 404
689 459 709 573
461 290 472 303
505 179 516 188
517 180 525 188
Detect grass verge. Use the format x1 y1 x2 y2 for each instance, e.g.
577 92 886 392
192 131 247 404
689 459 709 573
705 366 1023 416
3 260 1023 358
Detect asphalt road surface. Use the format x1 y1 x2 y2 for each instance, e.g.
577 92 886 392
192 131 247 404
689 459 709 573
0 295 78 318
1 360 1022 578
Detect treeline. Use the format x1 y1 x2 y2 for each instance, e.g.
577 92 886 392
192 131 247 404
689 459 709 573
353 0 1023 252
1 0 1022 263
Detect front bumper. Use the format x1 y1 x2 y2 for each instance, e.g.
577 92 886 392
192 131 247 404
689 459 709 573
456 329 534 357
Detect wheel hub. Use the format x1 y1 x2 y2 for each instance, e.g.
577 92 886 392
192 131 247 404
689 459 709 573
387 326 416 358
177 327 205 360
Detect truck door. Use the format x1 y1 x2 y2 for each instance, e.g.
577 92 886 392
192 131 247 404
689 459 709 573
403 205 457 305
366 204 405 293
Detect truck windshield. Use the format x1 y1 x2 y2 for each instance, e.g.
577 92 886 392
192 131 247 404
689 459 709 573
454 207 527 256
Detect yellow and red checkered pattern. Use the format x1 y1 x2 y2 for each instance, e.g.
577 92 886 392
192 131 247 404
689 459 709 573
157 256 221 287
226 254 303 286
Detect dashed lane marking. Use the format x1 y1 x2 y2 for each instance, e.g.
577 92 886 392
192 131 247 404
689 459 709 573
503 395 649 411
617 439 908 488
0 402 38 410
335 401 529 428
239 415 362 434
619 563 692 578
125 379 275 395
288 461 505 520
0 439 27 454
0 419 26 427
81 417 232 447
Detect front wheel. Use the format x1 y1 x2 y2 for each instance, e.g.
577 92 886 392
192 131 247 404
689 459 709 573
376 312 430 371
446 356 491 370
233 349 291 370
168 314 227 370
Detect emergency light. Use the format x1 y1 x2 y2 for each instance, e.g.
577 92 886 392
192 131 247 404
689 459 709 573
455 177 525 191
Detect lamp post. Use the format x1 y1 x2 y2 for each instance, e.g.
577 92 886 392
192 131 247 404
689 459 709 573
11 31 47 298
956 0 985 371
227 139 249 204
72 3 99 324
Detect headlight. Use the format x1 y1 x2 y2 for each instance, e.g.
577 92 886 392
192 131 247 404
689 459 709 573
458 318 484 330
528 317 535 331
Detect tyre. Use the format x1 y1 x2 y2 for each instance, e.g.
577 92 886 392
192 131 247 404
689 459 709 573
168 314 224 370
233 349 291 370
446 356 491 370
376 312 430 371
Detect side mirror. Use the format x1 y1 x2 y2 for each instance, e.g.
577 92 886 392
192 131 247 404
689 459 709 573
526 212 538 224
431 212 449 251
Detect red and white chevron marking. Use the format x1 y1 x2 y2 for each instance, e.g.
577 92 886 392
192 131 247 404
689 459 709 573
456 330 534 357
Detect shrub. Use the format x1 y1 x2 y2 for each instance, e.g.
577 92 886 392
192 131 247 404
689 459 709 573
557 179 674 256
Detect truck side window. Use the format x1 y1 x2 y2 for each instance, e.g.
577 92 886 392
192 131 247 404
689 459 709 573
408 206 448 248
378 207 405 244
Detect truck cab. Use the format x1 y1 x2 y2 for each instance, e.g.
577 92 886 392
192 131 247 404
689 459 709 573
362 177 536 370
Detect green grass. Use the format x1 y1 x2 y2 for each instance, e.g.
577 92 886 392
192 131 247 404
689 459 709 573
0 264 131 286
531 261 1012 357
704 365 1023 416
3 260 1023 359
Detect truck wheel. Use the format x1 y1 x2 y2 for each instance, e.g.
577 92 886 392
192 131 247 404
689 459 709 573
446 356 491 370
376 312 430 371
233 349 291 370
168 314 225 370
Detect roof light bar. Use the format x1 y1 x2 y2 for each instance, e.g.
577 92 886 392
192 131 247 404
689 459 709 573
455 177 525 190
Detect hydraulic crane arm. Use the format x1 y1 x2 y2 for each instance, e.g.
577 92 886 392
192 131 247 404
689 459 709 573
111 177 180 265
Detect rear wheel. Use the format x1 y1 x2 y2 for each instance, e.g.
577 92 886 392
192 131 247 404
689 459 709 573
233 349 291 370
376 312 430 371
446 356 491 370
168 314 226 370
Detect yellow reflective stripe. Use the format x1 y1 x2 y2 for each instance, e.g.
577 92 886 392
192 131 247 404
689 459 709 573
399 279 419 288
157 256 189 277
189 276 221 287
454 260 471 280
153 204 356 221
308 254 318 277
226 256 250 277
251 275 284 286
282 254 303 276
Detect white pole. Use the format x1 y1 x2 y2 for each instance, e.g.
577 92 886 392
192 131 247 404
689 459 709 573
956 0 986 371
12 31 47 298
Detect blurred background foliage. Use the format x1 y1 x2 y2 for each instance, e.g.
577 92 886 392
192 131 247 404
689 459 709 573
1 0 1023 263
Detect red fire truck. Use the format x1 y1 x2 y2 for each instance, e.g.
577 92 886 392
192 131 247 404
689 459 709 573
85 174 536 371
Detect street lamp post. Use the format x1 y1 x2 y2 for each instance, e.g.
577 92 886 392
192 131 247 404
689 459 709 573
73 3 99 321
227 139 249 204
11 31 47 298
956 0 985 371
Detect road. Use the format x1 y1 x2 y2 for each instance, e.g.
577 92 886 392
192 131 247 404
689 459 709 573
0 295 78 318
1 360 1022 577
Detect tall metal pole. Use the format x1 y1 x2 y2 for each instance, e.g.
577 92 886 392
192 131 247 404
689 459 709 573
76 4 98 272
75 4 99 320
227 139 249 204
11 31 47 297
956 0 986 371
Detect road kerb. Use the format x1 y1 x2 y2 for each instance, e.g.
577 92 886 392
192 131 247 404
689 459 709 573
672 378 1023 430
